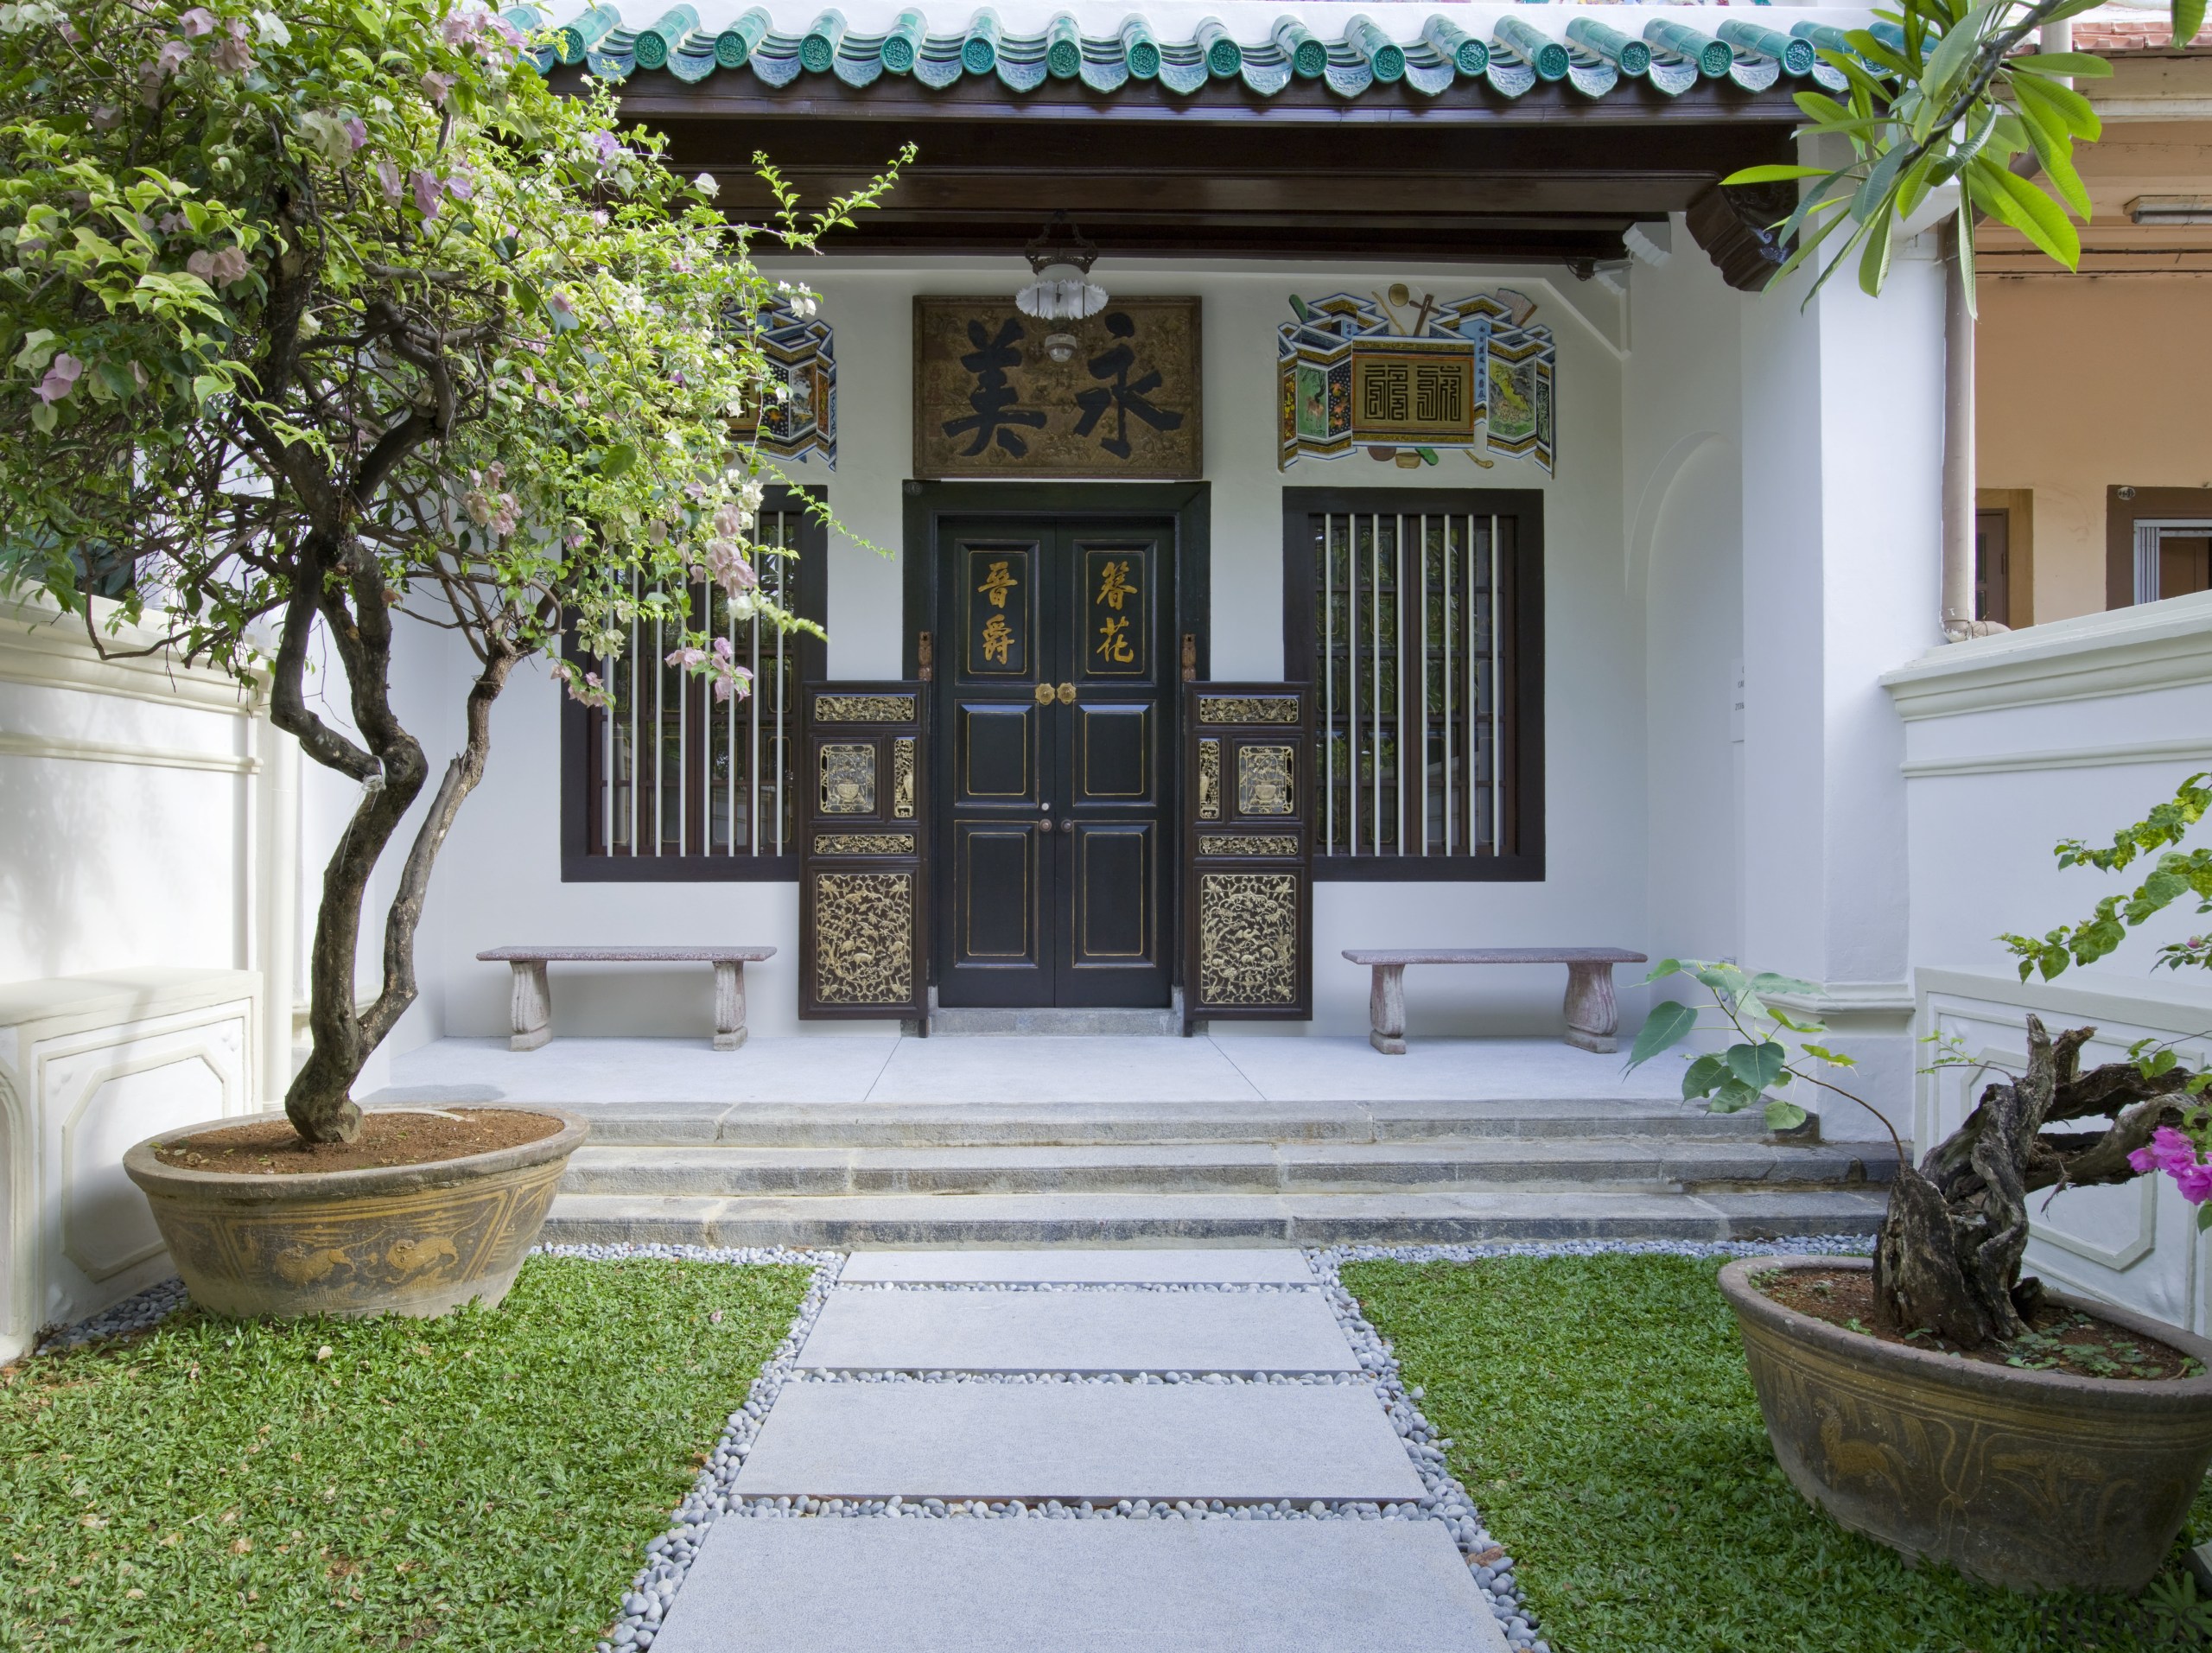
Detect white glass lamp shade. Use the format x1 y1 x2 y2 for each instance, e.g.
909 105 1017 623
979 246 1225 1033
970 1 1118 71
1014 258 1108 321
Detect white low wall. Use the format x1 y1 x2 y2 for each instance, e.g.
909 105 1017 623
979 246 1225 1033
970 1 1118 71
0 592 288 1353
1887 591 2212 1327
0 970 259 1361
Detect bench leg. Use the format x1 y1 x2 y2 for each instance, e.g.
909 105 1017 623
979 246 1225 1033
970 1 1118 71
1367 963 1408 1055
1562 962 1620 1053
713 960 749 1052
509 961 551 1052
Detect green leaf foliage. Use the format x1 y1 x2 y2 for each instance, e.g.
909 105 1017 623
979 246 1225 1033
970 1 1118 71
1627 998 1699 1069
1999 776 2212 980
1752 0 2171 299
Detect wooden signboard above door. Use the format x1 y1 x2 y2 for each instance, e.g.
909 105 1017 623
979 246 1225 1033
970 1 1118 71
914 297 1202 481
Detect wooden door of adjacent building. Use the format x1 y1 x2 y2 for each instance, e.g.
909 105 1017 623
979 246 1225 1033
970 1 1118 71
935 517 1176 1008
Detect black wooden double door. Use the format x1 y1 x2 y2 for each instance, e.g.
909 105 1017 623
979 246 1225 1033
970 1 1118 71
936 518 1176 1008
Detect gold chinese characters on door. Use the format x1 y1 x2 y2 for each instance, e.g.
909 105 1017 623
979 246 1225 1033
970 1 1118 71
1032 682 1077 705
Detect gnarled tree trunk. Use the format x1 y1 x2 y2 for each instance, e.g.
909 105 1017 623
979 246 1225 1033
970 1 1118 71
1873 1014 2189 1346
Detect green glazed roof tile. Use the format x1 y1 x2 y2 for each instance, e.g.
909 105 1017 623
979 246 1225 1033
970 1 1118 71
534 4 1878 104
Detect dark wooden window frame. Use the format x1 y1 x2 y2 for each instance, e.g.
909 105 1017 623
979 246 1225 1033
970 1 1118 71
560 486 829 882
1281 486 1544 884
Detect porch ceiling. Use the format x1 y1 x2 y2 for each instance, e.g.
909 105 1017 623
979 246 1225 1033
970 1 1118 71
587 79 1799 267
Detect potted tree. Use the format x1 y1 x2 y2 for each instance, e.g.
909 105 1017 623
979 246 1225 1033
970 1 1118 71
1632 773 2212 1593
0 0 900 1318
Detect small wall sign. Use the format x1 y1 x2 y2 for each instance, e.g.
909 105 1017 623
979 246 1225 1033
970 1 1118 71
914 296 1202 480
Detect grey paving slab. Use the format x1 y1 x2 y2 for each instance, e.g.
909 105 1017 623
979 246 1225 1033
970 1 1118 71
797 1288 1354 1372
734 1383 1427 1502
1211 1033 1683 1103
377 1034 899 1105
840 1247 1315 1284
650 1517 1508 1653
868 1034 1267 1103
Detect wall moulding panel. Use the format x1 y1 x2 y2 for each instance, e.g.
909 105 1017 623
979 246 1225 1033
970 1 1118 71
0 593 259 715
1919 970 2212 1336
0 970 261 1363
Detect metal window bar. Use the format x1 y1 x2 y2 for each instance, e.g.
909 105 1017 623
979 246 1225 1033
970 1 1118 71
1322 514 1334 855
1311 508 1506 862
587 509 804 859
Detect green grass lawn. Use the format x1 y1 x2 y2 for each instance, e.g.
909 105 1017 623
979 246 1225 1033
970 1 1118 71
0 1256 811 1652
1343 1254 2212 1653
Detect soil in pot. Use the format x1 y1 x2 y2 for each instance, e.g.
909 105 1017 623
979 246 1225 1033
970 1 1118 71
1760 1267 2206 1383
151 1109 563 1174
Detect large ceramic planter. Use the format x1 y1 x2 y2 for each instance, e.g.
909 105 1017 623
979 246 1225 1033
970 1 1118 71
1719 1255 2212 1594
124 1108 587 1320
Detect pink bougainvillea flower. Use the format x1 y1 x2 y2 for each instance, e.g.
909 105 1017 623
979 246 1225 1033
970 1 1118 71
58 17 80 41
341 116 368 150
443 169 475 202
410 169 442 218
36 353 83 404
691 172 717 197
156 37 192 75
184 247 245 284
211 18 251 72
179 7 214 35
2133 1126 2212 1205
376 159 403 203
587 130 621 165
421 69 454 105
440 10 478 46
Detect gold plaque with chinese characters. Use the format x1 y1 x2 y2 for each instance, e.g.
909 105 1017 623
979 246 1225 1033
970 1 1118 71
914 297 1202 480
1084 546 1148 677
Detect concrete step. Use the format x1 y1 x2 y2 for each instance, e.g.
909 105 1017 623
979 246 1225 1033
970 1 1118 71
559 1137 1889 1198
542 1186 1890 1247
555 1095 1790 1148
925 990 1183 1037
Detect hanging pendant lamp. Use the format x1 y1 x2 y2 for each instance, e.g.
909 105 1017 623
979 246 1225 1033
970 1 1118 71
1014 215 1107 322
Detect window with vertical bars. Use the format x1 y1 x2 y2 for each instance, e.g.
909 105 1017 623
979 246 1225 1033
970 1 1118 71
563 494 825 879
1284 491 1541 880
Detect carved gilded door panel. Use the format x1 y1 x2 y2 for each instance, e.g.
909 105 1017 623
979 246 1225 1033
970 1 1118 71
935 518 1176 1008
1181 684 1313 1029
797 683 929 1021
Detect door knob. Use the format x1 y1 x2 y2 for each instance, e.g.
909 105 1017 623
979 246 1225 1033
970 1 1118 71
1057 682 1076 705
1061 818 1075 834
1033 683 1054 706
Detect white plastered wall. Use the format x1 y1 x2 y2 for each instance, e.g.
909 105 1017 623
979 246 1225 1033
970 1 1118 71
370 238 1948 1149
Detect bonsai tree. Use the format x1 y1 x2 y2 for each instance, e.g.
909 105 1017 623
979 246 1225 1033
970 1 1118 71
1632 776 2212 1348
0 0 903 1143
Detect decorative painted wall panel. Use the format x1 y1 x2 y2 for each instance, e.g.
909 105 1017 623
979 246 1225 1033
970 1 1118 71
1278 288 1556 474
740 299 836 467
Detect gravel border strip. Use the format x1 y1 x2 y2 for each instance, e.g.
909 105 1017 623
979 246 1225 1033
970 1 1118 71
1311 1233 1878 1653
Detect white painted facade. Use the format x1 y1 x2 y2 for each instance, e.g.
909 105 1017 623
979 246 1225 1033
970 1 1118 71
354 230 1943 1141
19 200 2211 1337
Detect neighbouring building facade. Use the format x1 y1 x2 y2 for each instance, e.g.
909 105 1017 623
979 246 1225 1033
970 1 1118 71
7 1 2212 1354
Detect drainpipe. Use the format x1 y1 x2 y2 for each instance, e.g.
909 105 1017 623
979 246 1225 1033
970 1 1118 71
1939 218 1982 641
1939 18 2069 640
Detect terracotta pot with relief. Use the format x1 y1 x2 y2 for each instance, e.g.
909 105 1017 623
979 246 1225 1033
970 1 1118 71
1719 1255 2212 1595
124 1106 586 1321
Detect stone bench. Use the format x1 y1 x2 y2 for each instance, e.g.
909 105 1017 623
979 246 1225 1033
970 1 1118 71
1341 947 1649 1055
477 946 775 1052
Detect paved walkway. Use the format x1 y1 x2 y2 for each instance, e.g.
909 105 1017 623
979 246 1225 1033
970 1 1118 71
647 1249 1511 1651
382 1033 1681 1108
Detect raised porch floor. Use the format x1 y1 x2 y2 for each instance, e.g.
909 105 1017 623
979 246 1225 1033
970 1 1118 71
371 1036 1893 1246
